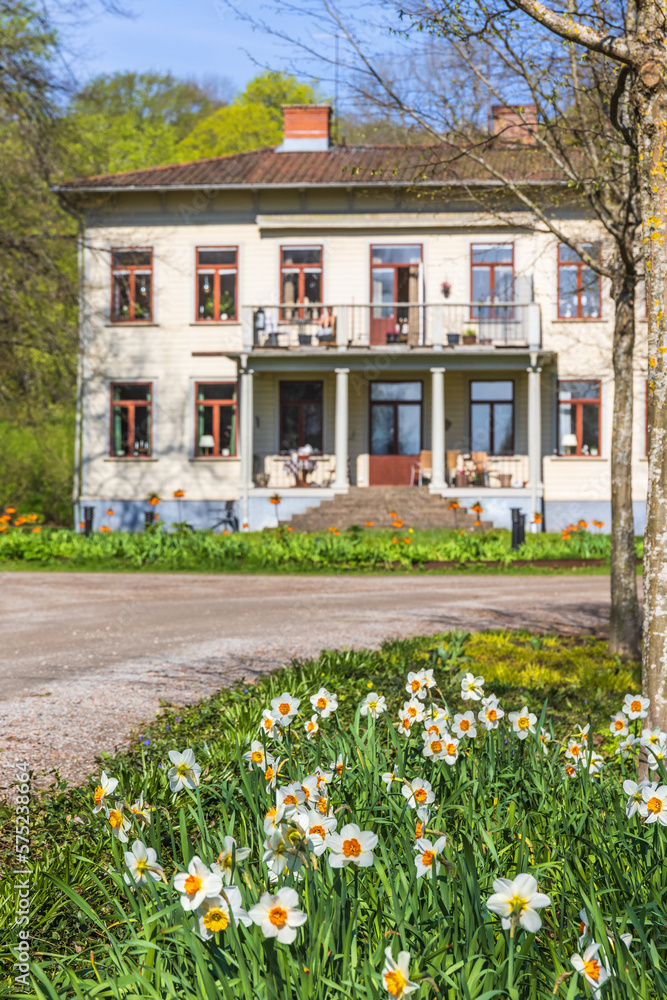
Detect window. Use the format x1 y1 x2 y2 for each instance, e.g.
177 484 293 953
280 381 323 452
471 244 514 318
281 246 322 319
558 243 601 318
558 380 601 455
111 249 152 322
195 383 237 457
196 248 237 321
370 381 422 455
370 245 422 344
469 381 514 455
110 383 152 457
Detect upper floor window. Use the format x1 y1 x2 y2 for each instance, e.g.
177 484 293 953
558 380 600 455
111 249 152 322
558 243 601 318
110 382 152 457
469 380 514 455
471 244 514 319
196 248 237 322
195 383 237 457
281 246 322 319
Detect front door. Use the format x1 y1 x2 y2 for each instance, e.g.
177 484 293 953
369 381 422 485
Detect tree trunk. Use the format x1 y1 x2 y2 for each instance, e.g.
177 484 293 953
636 65 667 731
609 273 641 658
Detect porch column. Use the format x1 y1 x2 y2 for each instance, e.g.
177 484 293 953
334 367 349 490
240 367 255 492
430 367 446 490
527 354 542 531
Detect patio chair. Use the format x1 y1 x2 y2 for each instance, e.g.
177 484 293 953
446 449 461 486
410 450 432 486
470 451 489 486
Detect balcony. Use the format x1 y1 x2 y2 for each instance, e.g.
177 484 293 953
242 301 541 351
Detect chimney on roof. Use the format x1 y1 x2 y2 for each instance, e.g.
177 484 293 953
278 104 331 152
491 104 538 145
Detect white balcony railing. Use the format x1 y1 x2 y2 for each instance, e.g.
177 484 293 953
242 302 541 351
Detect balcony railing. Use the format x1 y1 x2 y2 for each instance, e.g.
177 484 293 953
242 302 541 351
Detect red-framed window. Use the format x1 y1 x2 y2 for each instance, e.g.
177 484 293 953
111 248 153 322
110 383 152 457
195 383 238 457
279 381 323 452
471 244 514 319
558 243 601 319
280 246 322 319
469 380 515 455
196 248 238 321
558 380 601 455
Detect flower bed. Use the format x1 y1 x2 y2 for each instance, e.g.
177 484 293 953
4 632 665 998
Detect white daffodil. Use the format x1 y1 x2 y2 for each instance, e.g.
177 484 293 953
92 771 118 814
422 733 448 761
174 856 222 911
571 942 610 995
197 887 251 939
401 699 426 724
398 714 416 737
420 669 436 694
486 873 551 934
647 741 667 771
609 712 629 737
413 836 448 878
310 687 337 718
563 762 579 779
211 836 251 884
382 766 400 789
640 726 666 748
167 749 201 792
452 711 477 739
262 829 307 878
298 774 319 806
263 759 280 789
248 886 307 945
304 715 320 739
422 717 445 739
130 794 152 827
414 806 430 839
263 804 287 836
402 777 435 809
277 782 306 815
639 783 667 824
442 737 460 766
565 740 584 762
478 698 504 730
259 709 280 738
461 672 485 701
508 706 537 740
615 734 638 759
312 766 333 789
405 670 427 699
107 804 131 842
270 692 300 727
578 909 590 947
622 778 654 818
329 755 350 777
622 693 650 720
382 946 419 997
361 692 387 718
585 752 604 775
123 839 164 886
572 722 590 742
327 823 378 867
242 740 273 771
293 808 337 855
539 728 552 754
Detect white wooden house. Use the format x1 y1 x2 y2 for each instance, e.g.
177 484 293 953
56 104 648 532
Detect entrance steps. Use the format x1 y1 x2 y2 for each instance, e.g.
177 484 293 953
281 487 492 531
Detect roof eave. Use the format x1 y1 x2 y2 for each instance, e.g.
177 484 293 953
53 178 569 195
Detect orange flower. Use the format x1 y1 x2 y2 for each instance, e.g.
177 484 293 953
474 519 481 527
592 519 605 528
391 538 398 544
15 517 25 526
402 537 412 544
287 526 293 532
472 503 483 514
31 526 41 533
577 519 588 530
99 526 110 533
0 525 6 533
388 511 398 518
6 507 16 514
154 514 160 520
334 529 341 536
27 513 38 521
532 513 543 524
448 501 459 511
149 496 160 506
392 519 404 528
459 529 466 536
364 521 374 527
173 490 185 499
242 522 249 529
328 526 337 533
222 529 230 535
269 494 281 505
79 521 86 529
0 514 10 523
106 508 114 516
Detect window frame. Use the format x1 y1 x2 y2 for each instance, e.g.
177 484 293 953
368 379 424 456
557 379 602 456
279 380 324 453
194 381 238 458
468 379 515 456
109 381 153 458
110 247 153 323
195 247 238 323
557 243 602 320
470 243 514 320
280 245 323 320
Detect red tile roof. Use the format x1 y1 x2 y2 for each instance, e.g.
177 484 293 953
56 143 570 193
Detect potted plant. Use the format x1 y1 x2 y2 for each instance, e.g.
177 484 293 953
462 329 477 345
441 281 451 299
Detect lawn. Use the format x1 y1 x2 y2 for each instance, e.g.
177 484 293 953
0 523 642 574
4 630 666 999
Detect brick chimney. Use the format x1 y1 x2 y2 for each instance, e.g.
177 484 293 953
491 104 538 144
278 105 331 152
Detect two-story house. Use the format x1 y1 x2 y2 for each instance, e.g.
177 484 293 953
56 104 648 532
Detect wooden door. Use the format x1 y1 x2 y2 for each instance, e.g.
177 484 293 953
369 381 422 485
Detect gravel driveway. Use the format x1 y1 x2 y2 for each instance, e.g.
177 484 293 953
0 572 621 797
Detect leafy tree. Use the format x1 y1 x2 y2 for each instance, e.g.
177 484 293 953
178 70 319 160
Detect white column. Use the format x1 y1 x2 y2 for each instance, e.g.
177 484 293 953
334 367 349 490
430 367 446 490
527 356 542 530
240 367 254 493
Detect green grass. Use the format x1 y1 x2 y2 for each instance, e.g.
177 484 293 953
0 524 642 575
4 630 664 999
